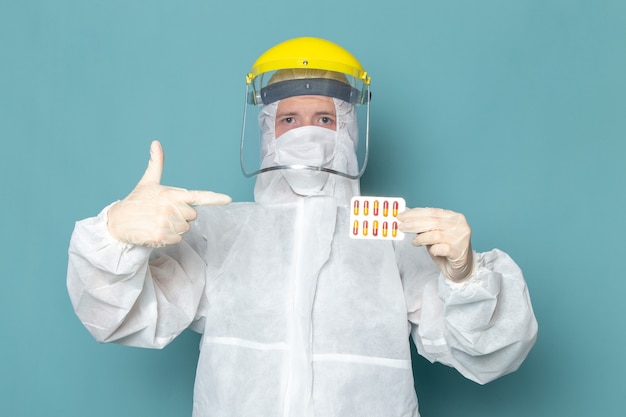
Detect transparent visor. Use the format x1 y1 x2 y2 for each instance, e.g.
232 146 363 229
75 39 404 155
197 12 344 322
240 69 370 179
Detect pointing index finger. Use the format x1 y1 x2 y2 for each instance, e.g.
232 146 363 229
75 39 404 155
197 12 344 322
183 190 232 206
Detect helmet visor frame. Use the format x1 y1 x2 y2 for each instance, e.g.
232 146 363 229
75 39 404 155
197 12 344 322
240 70 370 180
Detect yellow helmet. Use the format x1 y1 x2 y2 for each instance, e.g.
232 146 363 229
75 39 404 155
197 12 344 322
246 37 371 106
246 37 370 85
240 37 371 180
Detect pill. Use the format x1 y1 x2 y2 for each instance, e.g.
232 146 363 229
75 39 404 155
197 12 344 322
392 221 398 237
383 201 389 217
363 220 368 236
373 200 379 216
382 221 388 237
373 220 379 236
353 200 359 215
353 220 359 236
392 201 399 217
364 200 369 216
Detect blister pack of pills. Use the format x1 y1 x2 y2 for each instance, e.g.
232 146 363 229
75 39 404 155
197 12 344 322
349 196 406 240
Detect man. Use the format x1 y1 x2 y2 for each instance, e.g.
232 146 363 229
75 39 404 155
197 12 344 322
68 37 537 417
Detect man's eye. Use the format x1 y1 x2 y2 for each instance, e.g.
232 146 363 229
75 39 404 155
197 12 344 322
284 117 294 124
321 117 332 124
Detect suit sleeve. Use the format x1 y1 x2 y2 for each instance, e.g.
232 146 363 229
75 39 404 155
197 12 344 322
396 240 538 384
67 204 208 349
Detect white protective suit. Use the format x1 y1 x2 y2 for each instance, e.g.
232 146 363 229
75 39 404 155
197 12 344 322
67 98 538 417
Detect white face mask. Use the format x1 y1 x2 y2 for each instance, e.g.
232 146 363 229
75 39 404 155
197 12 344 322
274 126 337 195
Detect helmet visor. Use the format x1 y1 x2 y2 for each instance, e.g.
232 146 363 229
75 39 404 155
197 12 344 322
240 69 370 179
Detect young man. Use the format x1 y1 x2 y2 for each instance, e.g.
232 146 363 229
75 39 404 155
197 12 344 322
68 37 537 417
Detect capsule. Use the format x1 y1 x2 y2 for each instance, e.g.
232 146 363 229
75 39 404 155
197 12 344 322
363 220 368 236
382 221 388 237
373 200 379 216
383 201 389 217
363 200 369 216
392 201 399 217
352 220 359 236
353 199 359 216
373 220 379 236
392 221 399 237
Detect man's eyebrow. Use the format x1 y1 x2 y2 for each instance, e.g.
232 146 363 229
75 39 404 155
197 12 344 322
308 110 336 118
276 110 299 117
276 109 336 117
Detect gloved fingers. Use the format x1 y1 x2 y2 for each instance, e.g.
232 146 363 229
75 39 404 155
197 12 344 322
167 212 192 235
397 207 449 222
424 243 453 259
398 207 468 235
410 230 459 256
137 212 190 247
162 188 231 211
183 190 232 206
399 217 440 234
410 229 443 249
157 189 199 220
411 221 470 249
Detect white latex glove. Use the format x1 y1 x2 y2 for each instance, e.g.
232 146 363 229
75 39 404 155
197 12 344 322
397 207 474 282
107 140 232 247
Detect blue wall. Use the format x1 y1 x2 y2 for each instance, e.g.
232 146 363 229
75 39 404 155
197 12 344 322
1 1 624 416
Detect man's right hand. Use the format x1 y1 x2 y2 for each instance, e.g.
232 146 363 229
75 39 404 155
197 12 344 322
107 140 232 247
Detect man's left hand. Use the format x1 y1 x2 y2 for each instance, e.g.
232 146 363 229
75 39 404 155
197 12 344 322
397 207 474 282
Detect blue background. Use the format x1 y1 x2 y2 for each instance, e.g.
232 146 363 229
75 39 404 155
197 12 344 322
1 1 625 416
